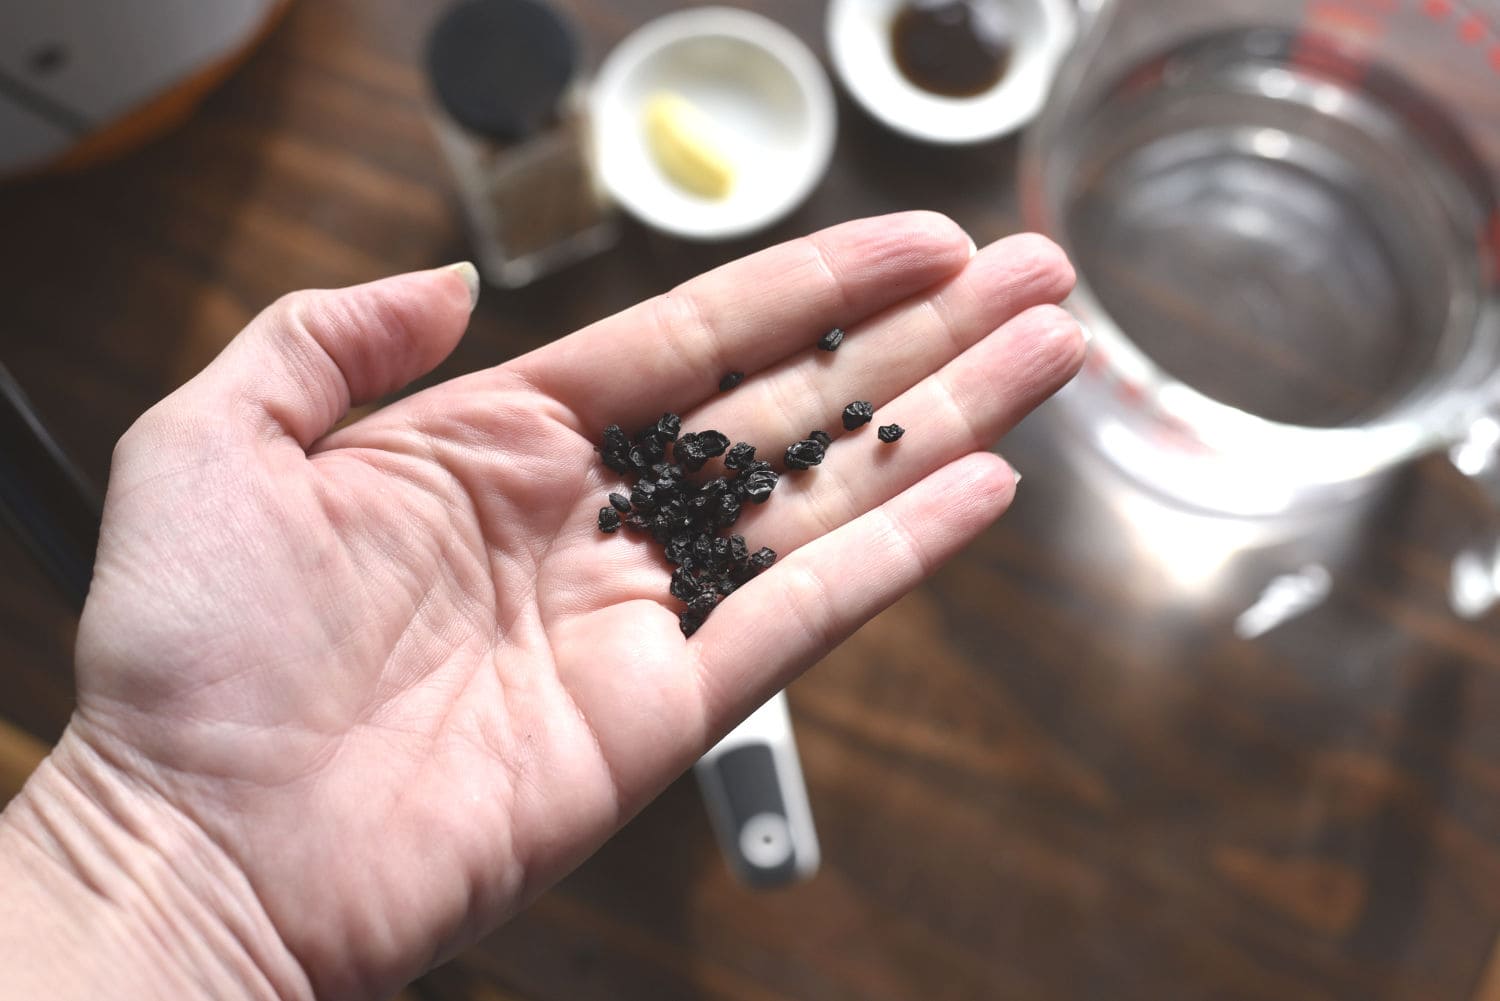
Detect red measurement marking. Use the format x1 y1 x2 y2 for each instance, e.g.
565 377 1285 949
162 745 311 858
1155 416 1210 455
1305 0 1381 34
1459 15 1486 42
1122 55 1168 96
1424 0 1452 18
1292 9 1382 87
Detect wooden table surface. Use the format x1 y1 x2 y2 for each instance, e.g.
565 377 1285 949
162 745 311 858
6 1 1500 998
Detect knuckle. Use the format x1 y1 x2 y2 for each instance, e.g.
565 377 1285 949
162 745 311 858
1016 304 1087 375
112 400 172 466
906 209 967 247
111 392 235 477
879 507 933 578
266 288 318 328
783 562 838 649
1003 232 1077 296
652 287 709 345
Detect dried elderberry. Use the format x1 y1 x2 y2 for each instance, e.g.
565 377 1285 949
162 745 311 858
785 438 826 470
842 401 874 430
627 442 655 473
724 442 757 470
679 610 706 637
653 413 681 441
711 494 741 529
600 424 632 473
675 430 730 472
670 566 701 602
664 536 693 566
877 423 905 443
817 327 844 351
631 479 658 512
808 430 832 449
597 415 784 636
719 371 745 391
738 463 778 503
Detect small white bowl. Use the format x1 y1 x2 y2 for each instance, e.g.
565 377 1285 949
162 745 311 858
826 0 1075 145
590 7 837 241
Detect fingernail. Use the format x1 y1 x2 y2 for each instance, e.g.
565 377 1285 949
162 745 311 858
966 233 979 257
445 261 481 312
1012 467 1023 486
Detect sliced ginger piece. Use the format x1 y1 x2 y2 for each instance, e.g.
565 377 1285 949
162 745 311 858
644 91 735 200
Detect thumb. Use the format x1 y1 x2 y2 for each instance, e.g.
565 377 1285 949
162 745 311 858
181 262 479 449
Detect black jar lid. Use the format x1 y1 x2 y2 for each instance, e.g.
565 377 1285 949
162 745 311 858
426 0 579 142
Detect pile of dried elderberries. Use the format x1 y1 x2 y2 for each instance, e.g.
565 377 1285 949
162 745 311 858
594 327 905 636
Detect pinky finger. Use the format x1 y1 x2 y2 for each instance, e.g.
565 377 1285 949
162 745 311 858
691 451 1018 731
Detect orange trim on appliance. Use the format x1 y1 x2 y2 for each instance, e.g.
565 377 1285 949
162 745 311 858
7 0 293 180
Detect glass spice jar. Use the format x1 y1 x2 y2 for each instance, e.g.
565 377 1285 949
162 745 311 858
425 0 619 288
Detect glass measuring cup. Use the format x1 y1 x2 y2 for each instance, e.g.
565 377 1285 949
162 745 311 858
1020 0 1500 522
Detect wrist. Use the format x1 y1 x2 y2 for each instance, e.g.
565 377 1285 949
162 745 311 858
0 726 313 1001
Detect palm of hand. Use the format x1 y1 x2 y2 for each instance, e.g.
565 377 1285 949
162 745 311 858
68 214 1080 998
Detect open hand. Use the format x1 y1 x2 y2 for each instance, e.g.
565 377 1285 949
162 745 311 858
24 212 1079 1000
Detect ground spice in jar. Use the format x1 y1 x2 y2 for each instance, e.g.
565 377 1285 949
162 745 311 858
426 0 618 287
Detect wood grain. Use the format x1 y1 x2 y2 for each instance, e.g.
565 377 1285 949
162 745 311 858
0 717 47 807
3 2 1500 999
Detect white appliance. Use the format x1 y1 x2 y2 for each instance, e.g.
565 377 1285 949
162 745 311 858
0 0 283 176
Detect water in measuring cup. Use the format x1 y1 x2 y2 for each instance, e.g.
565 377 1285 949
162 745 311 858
1060 28 1492 428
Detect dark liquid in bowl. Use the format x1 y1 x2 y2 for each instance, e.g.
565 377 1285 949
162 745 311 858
891 0 1013 98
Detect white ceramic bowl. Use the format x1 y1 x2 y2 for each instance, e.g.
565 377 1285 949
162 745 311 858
590 7 837 241
826 0 1075 145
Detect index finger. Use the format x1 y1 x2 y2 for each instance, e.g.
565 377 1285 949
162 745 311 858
509 211 974 435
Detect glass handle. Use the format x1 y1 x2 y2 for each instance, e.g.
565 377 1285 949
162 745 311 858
1075 0 1112 22
1447 415 1500 617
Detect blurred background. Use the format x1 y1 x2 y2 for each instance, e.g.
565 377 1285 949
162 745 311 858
5 0 1500 998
